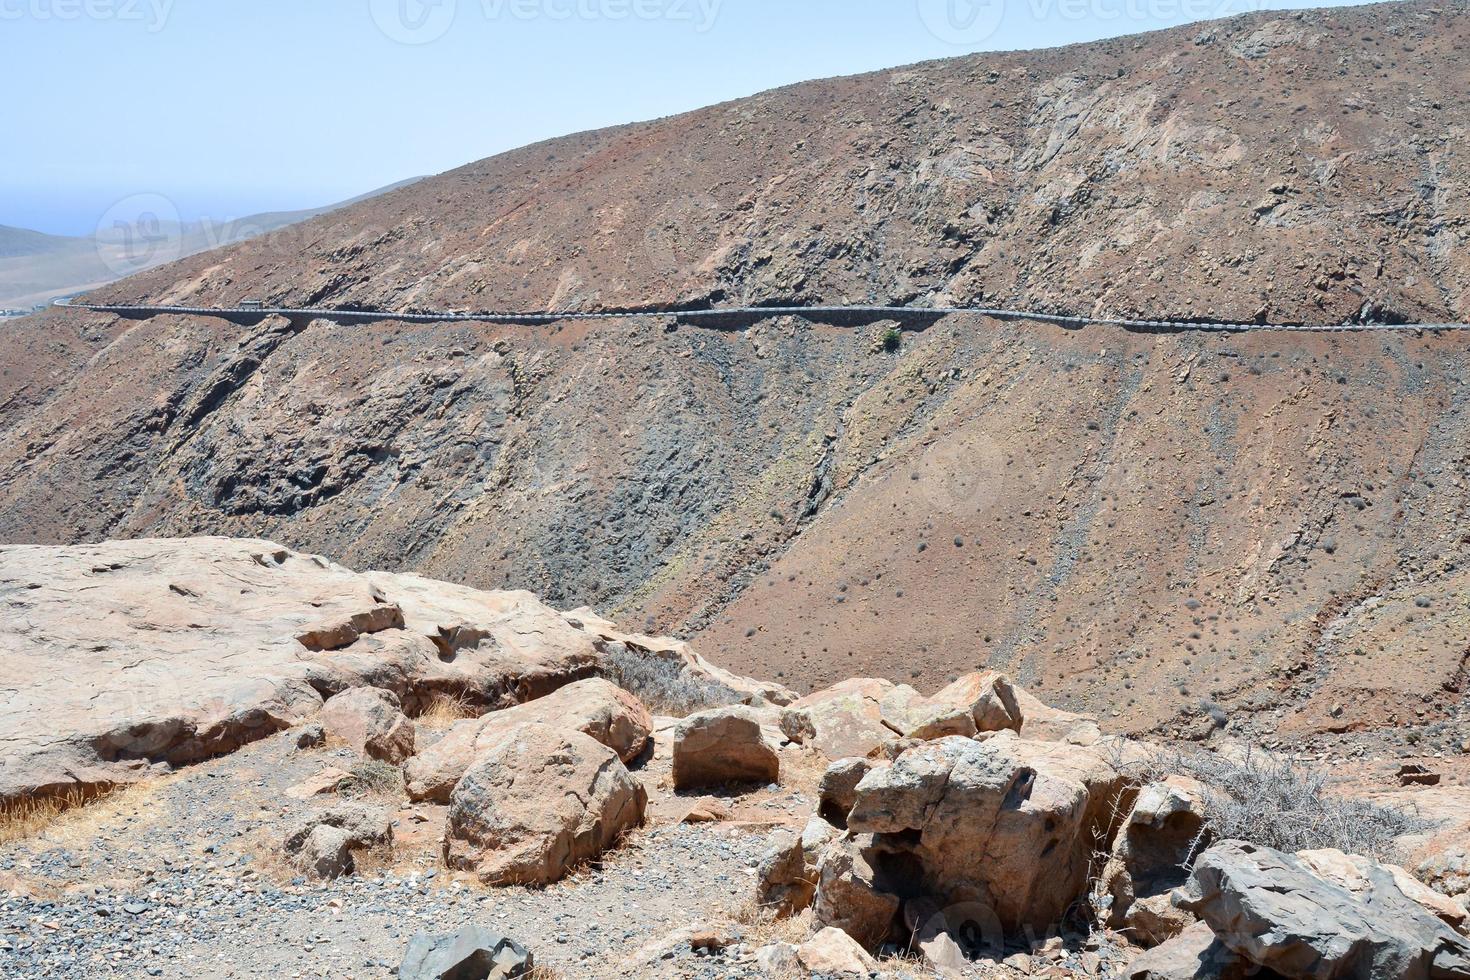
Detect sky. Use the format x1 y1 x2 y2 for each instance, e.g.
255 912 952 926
3 0 1367 237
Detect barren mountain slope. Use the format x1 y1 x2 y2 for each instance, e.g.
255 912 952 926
0 1 1467 743
88 0 1469 324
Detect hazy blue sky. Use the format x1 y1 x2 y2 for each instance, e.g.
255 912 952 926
5 0 1363 236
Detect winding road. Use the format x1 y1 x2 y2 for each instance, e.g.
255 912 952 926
51 299 1470 333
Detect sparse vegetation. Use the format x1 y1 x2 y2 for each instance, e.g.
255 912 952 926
346 758 406 799
600 644 739 716
0 790 88 844
879 326 903 352
733 898 813 948
415 692 481 731
1129 745 1429 862
0 782 157 846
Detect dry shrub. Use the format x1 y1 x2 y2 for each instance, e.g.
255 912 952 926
416 693 480 731
600 645 739 716
1134 745 1429 863
345 758 405 800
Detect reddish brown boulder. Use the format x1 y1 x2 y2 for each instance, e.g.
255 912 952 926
671 705 781 790
320 688 415 764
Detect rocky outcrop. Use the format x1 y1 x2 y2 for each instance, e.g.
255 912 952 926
840 731 1127 937
0 538 688 805
1298 848 1469 934
1128 922 1253 980
404 679 652 803
818 757 879 827
812 834 902 950
756 817 839 918
1178 840 1470 980
319 688 415 764
781 672 1023 761
671 705 781 790
442 723 647 886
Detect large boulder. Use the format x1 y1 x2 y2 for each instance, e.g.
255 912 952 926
442 723 646 886
781 678 905 760
399 925 532 980
842 731 1128 936
1013 687 1103 745
671 704 781 789
404 679 652 802
1178 840 1470 980
319 687 415 764
1100 776 1209 945
1128 922 1254 980
819 757 880 827
1297 849 1468 934
886 671 1022 741
564 609 797 708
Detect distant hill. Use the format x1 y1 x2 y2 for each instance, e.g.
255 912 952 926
0 225 80 261
0 178 422 309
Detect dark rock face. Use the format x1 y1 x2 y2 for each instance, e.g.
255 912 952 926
399 925 532 980
2 2 1470 738
1178 840 1470 980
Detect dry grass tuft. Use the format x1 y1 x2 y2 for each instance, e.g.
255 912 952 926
0 790 87 844
732 897 814 948
416 693 481 731
0 781 163 847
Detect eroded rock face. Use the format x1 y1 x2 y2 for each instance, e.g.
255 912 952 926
841 731 1128 936
671 705 781 790
0 538 668 805
442 723 647 886
404 679 652 803
1101 776 1208 945
1178 840 1470 980
812 834 903 950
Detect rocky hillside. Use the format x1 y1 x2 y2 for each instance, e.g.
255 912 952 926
0 1 1468 742
85 1 1469 324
